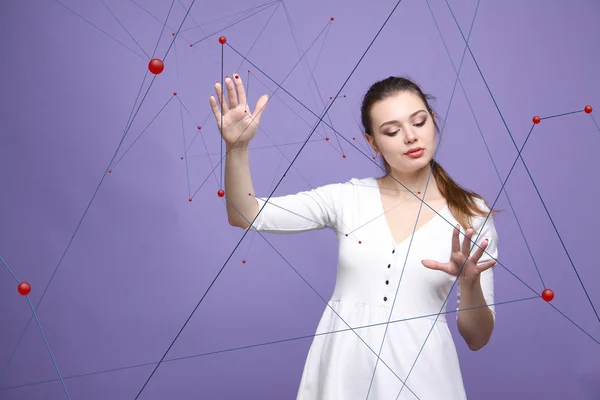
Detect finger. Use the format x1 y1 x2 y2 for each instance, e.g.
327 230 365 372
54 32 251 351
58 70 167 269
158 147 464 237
233 72 246 106
461 227 473 255
451 224 460 252
209 96 221 125
215 82 229 114
225 76 238 109
477 259 497 273
421 260 450 274
471 237 489 263
253 94 269 123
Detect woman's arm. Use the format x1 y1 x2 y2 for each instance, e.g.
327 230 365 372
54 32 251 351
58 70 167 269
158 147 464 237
457 276 494 351
225 140 259 229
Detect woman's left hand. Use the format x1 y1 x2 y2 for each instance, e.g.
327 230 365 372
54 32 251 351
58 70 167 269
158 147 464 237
421 225 496 285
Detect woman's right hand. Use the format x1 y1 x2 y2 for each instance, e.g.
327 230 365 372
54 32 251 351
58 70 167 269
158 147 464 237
209 73 269 146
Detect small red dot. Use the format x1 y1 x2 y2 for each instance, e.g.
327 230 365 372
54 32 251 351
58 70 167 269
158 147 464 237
181 157 184 160
217 189 225 197
352 137 356 140
18 282 31 296
248 69 250 72
345 234 348 237
173 92 177 96
219 36 227 44
584 105 593 114
108 170 112 174
197 126 201 130
189 44 193 47
188 198 192 202
248 193 252 196
342 154 346 158
242 260 247 264
172 33 175 36
532 116 541 124
330 96 332 100
358 241 362 244
542 288 554 302
418 192 421 194
326 137 329 141
330 17 334 21
234 75 239 79
343 95 346 98
148 58 164 75
372 156 376 160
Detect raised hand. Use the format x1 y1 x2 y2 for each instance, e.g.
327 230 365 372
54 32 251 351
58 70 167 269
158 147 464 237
209 73 269 146
421 225 496 285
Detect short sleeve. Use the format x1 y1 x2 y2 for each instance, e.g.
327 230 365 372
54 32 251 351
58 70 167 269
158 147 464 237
247 182 341 234
457 200 498 322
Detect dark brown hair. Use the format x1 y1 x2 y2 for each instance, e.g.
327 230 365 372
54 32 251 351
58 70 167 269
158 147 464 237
361 76 500 230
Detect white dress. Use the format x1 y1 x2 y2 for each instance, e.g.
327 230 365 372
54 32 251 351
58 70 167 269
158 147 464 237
249 176 497 400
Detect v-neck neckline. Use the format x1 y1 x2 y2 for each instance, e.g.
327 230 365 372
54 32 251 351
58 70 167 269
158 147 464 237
371 177 448 247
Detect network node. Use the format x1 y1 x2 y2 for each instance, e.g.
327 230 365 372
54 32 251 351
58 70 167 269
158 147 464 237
18 282 31 296
108 170 112 174
342 154 346 158
532 116 541 124
189 44 193 47
330 17 335 21
217 189 225 197
359 241 362 244
219 36 227 44
173 92 177 96
542 288 554 302
197 126 201 130
148 58 164 75
326 137 329 141
188 198 192 202
584 105 593 114
242 260 247 264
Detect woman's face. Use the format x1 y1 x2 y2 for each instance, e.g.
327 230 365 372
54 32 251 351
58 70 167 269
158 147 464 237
366 90 438 174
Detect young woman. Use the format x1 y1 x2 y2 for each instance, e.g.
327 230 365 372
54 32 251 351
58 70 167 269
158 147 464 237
210 74 499 399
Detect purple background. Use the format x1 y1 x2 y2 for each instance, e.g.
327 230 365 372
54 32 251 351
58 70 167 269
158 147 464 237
1 0 600 398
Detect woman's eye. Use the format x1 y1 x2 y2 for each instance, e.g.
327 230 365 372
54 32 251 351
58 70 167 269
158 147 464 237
388 129 400 136
414 121 425 127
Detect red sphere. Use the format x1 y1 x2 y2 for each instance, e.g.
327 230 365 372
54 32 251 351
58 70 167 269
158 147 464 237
532 116 541 124
219 36 226 44
541 288 554 302
18 282 31 296
188 198 192 202
242 260 247 264
217 189 225 197
330 17 335 21
148 58 164 75
584 105 593 114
